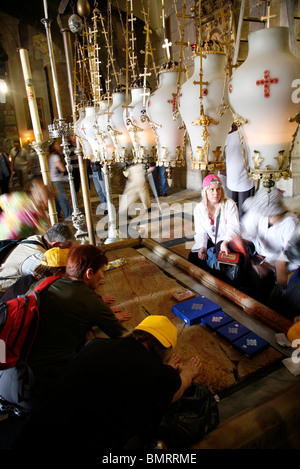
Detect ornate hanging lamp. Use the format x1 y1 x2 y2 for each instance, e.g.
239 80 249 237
93 3 118 170
81 104 101 160
108 85 133 163
125 78 156 164
123 1 156 165
75 106 93 159
106 0 134 164
81 5 122 245
145 0 186 183
77 6 103 161
146 60 186 179
96 96 115 168
228 26 300 188
178 1 232 173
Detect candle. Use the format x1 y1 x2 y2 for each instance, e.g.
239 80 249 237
43 0 48 19
18 48 43 144
18 47 58 225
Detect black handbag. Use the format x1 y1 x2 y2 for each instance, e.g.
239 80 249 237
157 381 219 448
206 211 240 282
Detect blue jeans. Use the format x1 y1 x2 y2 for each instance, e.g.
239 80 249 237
54 181 72 219
153 166 168 196
92 171 107 210
289 267 300 285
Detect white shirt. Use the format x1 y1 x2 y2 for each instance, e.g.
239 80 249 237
48 153 64 182
224 130 254 192
241 210 299 270
0 234 47 290
191 198 240 251
10 146 29 170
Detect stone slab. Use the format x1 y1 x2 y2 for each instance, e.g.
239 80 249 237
98 246 283 395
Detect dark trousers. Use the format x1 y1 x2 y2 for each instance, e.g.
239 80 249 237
72 168 81 193
227 187 255 218
188 239 214 271
0 176 10 194
188 239 275 304
268 269 300 319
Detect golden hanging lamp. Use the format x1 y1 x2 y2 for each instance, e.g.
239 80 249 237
77 0 91 17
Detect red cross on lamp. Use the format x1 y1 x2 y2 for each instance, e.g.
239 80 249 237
256 70 278 98
167 94 177 113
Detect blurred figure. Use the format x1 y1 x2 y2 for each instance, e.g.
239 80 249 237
0 151 12 194
10 140 30 191
68 135 81 194
287 320 300 347
0 222 75 292
90 159 107 212
268 225 300 320
152 164 168 197
223 124 255 218
0 246 69 302
119 163 155 219
0 177 52 240
48 141 72 221
29 148 41 178
234 187 299 303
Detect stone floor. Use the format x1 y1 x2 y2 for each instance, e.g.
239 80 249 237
65 172 300 246
65 173 202 245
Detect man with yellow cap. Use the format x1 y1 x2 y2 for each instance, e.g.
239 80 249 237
13 315 202 454
0 222 75 293
287 321 300 347
268 225 300 320
0 247 69 303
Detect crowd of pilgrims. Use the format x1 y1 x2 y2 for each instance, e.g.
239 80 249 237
0 163 299 455
188 173 300 318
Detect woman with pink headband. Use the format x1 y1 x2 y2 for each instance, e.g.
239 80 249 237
188 174 240 273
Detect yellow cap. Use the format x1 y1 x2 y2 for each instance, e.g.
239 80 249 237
287 321 300 347
135 315 178 348
41 247 69 267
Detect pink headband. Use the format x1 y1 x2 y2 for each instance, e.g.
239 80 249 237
202 174 221 188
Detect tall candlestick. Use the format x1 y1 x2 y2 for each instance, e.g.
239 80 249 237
19 48 43 143
60 26 95 244
18 47 58 225
42 7 86 239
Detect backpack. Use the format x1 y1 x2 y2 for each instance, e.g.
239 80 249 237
0 275 60 370
0 238 48 266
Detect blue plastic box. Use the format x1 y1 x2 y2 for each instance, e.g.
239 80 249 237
217 321 250 342
201 310 233 330
233 332 269 358
172 295 222 326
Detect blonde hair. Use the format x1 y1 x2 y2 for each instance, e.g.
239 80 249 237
201 183 226 216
